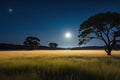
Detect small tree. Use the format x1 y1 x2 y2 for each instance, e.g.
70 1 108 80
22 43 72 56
24 36 40 50
78 12 120 55
49 42 58 48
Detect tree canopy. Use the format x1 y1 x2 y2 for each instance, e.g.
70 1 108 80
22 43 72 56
78 12 120 55
49 42 58 48
24 36 40 50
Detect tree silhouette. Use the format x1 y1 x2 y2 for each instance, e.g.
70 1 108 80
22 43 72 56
24 36 40 50
78 12 120 55
49 42 58 48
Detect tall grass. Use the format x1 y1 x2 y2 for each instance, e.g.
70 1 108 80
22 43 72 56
0 50 120 80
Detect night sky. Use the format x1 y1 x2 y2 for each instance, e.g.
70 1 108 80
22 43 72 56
0 0 120 48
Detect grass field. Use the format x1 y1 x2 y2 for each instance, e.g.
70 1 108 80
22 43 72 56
0 50 120 80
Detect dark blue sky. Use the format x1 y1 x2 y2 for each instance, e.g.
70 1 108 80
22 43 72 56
0 0 120 47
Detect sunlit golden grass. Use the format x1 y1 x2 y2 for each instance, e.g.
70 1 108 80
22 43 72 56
0 50 120 80
0 50 119 59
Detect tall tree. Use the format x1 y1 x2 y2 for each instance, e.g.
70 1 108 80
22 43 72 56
49 42 58 48
78 12 120 55
24 36 40 50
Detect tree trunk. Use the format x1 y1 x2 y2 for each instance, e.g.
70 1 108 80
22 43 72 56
107 49 111 55
105 45 112 55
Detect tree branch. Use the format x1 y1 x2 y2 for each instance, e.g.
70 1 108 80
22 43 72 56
99 32 108 45
116 40 120 43
101 30 110 44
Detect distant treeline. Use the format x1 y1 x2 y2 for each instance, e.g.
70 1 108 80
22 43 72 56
71 46 104 50
0 43 25 50
0 43 120 50
0 43 63 50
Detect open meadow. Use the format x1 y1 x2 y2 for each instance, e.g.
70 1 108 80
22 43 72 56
0 50 120 80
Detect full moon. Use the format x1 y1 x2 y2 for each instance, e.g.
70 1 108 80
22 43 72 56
65 32 71 38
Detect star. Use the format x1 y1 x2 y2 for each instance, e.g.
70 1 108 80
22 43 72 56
8 8 13 13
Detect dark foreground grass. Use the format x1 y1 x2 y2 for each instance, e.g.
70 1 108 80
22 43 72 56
0 56 120 80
